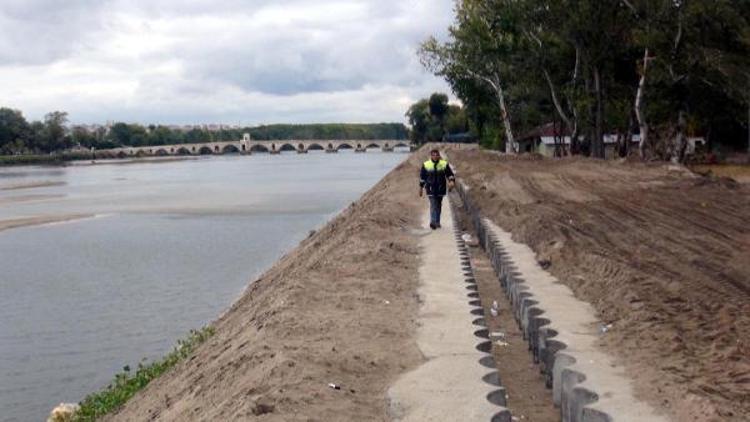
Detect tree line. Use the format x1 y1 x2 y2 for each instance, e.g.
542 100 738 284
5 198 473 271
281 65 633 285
100 122 408 148
419 0 750 160
0 109 72 154
0 107 408 155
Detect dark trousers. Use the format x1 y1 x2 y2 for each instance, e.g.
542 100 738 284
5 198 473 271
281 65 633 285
429 195 444 226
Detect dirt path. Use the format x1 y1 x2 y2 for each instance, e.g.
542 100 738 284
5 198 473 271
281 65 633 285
105 154 426 421
448 149 750 421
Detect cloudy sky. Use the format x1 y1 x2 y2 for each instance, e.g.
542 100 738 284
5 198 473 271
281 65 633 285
0 0 455 125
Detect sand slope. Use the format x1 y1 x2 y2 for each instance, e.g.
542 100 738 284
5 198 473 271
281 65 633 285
106 155 425 421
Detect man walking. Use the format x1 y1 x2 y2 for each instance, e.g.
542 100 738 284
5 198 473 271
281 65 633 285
419 149 456 229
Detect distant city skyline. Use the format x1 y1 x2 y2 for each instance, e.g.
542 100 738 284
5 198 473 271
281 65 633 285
0 1 455 125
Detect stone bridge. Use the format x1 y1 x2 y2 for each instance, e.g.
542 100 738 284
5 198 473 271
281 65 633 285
95 139 412 158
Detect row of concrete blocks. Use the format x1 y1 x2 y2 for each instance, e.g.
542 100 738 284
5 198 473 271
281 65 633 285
454 182 616 422
448 199 514 422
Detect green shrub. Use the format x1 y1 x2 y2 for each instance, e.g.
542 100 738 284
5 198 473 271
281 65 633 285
73 326 215 421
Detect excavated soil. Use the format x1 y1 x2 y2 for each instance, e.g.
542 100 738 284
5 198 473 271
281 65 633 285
449 149 750 422
106 154 426 421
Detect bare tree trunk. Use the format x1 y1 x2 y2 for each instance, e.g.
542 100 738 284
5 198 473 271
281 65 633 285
570 104 580 155
624 110 636 158
495 86 516 154
593 66 605 159
636 48 650 158
544 69 573 130
747 100 750 154
566 45 582 155
673 109 687 163
463 68 516 153
570 125 579 155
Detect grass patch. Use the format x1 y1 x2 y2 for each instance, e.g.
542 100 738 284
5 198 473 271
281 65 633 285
73 326 215 421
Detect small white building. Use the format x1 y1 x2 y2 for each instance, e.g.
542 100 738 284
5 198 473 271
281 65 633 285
518 123 642 158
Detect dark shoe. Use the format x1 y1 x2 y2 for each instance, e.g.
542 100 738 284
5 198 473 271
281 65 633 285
429 223 437 230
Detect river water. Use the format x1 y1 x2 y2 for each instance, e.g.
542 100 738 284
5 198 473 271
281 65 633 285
0 150 407 421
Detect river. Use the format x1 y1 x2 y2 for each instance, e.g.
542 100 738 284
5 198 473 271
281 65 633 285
0 150 407 421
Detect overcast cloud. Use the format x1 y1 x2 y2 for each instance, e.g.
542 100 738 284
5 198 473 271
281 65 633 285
0 0 455 125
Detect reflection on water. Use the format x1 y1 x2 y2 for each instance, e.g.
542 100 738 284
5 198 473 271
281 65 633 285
0 151 406 421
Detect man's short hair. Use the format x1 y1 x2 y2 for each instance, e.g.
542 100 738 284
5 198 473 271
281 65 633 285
430 149 440 154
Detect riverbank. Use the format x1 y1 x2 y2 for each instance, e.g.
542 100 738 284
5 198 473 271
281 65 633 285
0 154 199 167
102 150 427 420
0 214 95 233
0 153 93 166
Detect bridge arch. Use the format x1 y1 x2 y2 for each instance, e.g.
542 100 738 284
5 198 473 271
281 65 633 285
198 146 213 155
176 147 191 155
117 151 127 159
336 143 354 150
155 148 169 156
307 143 324 151
394 142 409 148
278 143 296 152
135 149 148 158
250 144 269 153
365 143 380 149
222 144 240 154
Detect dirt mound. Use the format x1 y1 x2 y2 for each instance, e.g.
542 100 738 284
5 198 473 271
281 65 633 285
106 155 426 421
450 150 750 421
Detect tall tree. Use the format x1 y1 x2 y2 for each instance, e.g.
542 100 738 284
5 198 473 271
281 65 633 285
429 93 450 139
41 111 70 153
420 0 520 153
0 108 31 154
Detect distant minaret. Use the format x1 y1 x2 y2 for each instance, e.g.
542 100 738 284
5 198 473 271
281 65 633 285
240 132 252 154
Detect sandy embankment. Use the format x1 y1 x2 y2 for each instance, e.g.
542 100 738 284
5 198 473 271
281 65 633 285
0 214 94 233
0 181 66 191
105 152 427 421
450 150 750 422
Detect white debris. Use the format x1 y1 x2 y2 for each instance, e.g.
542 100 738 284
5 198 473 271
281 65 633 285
490 331 506 341
47 403 79 422
461 232 480 246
